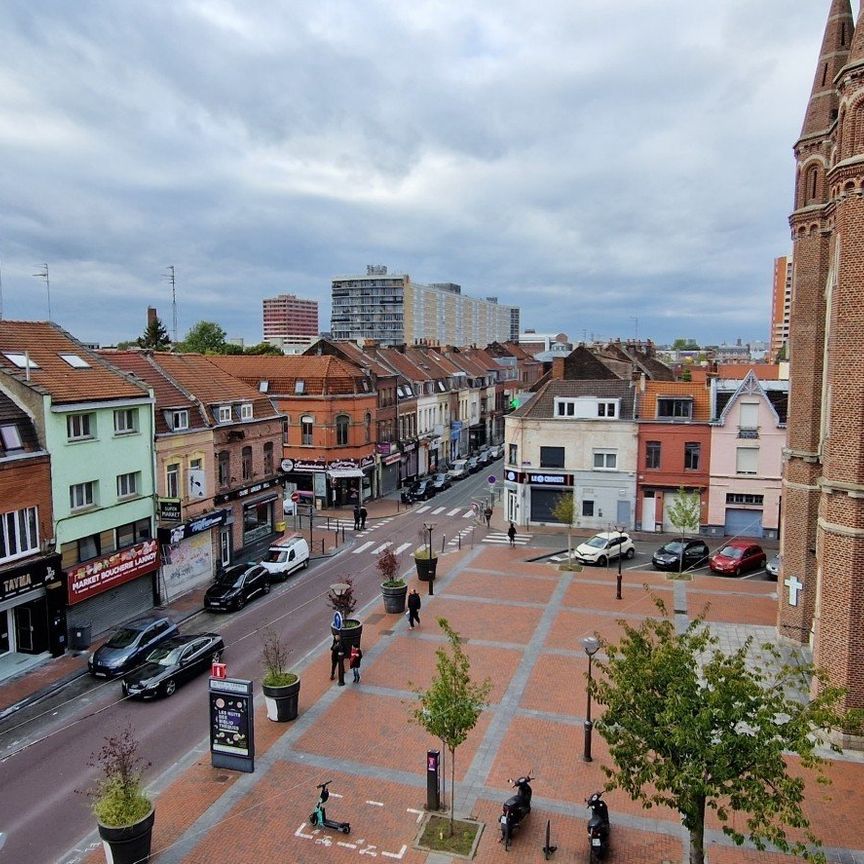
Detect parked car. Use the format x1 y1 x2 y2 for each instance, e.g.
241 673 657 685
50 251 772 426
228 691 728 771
121 633 225 699
476 448 493 466
259 536 310 581
283 496 297 516
574 532 636 566
402 479 436 503
466 456 480 474
766 554 780 581
652 539 710 572
488 444 503 460
447 459 469 481
430 472 452 492
88 615 179 679
204 563 270 612
708 540 767 577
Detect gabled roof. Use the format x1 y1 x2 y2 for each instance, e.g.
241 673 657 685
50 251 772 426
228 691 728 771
438 349 488 379
307 338 396 379
413 346 463 378
0 321 149 404
207 354 370 397
512 379 637 421
377 347 433 383
715 371 788 425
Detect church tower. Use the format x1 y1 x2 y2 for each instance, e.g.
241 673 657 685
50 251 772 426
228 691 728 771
782 0 864 721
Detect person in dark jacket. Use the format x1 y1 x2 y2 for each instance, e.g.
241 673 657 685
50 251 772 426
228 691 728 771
407 589 421 629
349 645 363 683
353 505 361 530
507 522 517 547
330 634 344 680
484 506 493 527
359 505 368 529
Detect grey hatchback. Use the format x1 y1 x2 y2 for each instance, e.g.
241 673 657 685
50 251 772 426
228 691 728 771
88 615 179 678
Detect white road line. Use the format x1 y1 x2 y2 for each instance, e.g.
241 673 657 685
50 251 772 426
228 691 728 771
371 542 392 554
338 841 358 849
406 808 424 823
295 823 315 838
382 845 408 859
366 800 384 806
416 505 430 513
352 541 374 554
431 506 445 514
462 510 474 518
447 508 461 516
393 542 412 555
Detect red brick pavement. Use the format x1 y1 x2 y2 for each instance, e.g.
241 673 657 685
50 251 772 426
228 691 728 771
686 590 777 625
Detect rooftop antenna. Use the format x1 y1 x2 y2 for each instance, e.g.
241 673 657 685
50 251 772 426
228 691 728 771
163 265 177 343
32 263 51 321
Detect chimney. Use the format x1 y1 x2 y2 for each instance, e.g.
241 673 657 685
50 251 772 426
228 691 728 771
147 306 157 327
552 357 566 380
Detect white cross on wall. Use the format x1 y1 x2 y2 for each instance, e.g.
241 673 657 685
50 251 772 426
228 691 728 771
784 575 803 607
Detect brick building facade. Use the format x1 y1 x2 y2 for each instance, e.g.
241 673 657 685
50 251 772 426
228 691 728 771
781 0 864 721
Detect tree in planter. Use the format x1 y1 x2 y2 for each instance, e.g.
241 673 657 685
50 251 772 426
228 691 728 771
376 547 402 587
550 490 579 569
327 576 358 620
666 487 702 575
261 627 297 687
88 723 152 827
592 599 862 864
412 618 491 836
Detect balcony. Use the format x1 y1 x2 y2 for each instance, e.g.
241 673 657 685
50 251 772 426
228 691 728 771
737 427 759 439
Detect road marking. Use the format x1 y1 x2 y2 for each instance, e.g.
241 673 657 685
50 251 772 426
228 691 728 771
462 510 474 518
371 543 392 554
352 541 374 554
338 841 358 849
406 808 424 823
393 542 412 555
447 507 461 516
295 823 315 838
416 505 430 513
382 845 408 859
431 506 445 514
366 800 384 806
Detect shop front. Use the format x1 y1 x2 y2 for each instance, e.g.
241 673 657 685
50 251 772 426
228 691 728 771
0 553 65 672
505 470 575 525
377 444 401 495
328 457 375 505
157 509 228 601
215 477 284 566
399 442 418 486
450 420 464 459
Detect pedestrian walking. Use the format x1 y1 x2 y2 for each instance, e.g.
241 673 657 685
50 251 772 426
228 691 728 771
353 505 361 531
484 506 493 528
349 645 363 683
507 522 517 547
407 588 421 629
329 633 343 680
359 505 368 529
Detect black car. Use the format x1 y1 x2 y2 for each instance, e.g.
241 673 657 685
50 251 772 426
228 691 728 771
204 564 270 612
430 472 452 492
401 479 435 504
122 633 225 699
652 539 710 572
88 615 179 679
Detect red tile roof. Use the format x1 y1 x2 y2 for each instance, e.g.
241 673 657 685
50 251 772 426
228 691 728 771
207 354 368 396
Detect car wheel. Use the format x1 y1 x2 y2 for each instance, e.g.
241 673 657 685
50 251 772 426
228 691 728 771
304 559 309 569
597 556 607 567
163 679 177 698
236 595 246 610
263 581 271 595
734 567 741 578
759 557 766 570
625 547 635 559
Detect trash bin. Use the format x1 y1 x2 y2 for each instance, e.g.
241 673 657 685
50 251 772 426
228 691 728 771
70 624 92 651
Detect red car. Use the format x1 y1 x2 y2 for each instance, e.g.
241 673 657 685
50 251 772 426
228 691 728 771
708 540 767 577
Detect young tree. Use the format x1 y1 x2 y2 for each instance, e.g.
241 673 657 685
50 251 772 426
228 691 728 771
137 316 171 350
177 321 227 354
412 618 491 834
550 491 577 562
593 601 859 864
666 487 701 574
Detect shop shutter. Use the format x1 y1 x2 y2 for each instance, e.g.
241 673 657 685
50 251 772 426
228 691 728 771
66 575 154 641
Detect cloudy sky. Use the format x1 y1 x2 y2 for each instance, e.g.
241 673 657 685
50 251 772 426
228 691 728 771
0 1 833 347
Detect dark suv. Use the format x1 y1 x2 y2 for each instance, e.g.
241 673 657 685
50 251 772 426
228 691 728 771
401 479 435 504
88 615 179 678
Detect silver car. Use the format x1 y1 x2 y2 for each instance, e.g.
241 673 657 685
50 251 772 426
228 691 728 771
766 554 780 581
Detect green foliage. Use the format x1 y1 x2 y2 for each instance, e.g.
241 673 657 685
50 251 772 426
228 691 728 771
414 546 437 560
177 320 227 354
672 337 700 349
244 341 284 355
417 814 480 854
551 491 577 560
260 627 297 687
137 316 171 350
412 618 491 834
89 724 152 827
376 547 404 587
667 488 701 537
593 598 859 864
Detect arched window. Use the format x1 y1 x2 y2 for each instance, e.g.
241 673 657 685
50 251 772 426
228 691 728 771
263 441 274 475
365 412 372 443
301 415 314 446
218 451 230 487
242 446 253 481
336 414 350 447
807 165 818 202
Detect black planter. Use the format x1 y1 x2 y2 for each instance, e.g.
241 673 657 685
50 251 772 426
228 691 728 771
415 557 438 582
97 806 155 864
263 678 301 722
381 582 408 613
331 620 363 652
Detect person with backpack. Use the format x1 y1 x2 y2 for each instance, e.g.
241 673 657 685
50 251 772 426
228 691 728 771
349 645 363 683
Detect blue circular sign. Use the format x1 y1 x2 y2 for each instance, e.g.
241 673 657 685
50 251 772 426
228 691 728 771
333 612 343 630
487 475 497 485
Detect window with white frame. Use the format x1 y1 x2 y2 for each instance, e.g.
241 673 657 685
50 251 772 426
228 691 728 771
0 506 38 561
67 413 94 441
240 403 253 420
217 406 232 423
114 408 138 434
170 409 189 431
294 380 305 395
0 424 23 451
70 481 96 509
593 450 617 470
739 402 759 430
597 401 617 418
736 447 758 475
166 462 180 498
116 471 139 498
301 415 314 445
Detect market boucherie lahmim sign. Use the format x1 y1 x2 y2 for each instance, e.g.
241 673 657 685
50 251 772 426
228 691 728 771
67 540 160 604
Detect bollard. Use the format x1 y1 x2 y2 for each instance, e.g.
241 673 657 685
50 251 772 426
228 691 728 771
441 535 446 553
321 538 325 554
458 533 461 550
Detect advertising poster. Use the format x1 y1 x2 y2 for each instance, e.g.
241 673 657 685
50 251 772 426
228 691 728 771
209 678 254 772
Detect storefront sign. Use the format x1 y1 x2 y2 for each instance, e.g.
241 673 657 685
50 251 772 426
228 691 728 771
527 473 572 486
210 677 254 773
157 498 182 521
376 442 392 455
215 477 283 504
0 553 61 603
157 509 229 545
67 540 160 605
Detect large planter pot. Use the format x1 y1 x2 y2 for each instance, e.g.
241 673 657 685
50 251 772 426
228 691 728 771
263 677 301 722
331 619 363 652
97 806 155 864
415 557 438 582
381 582 408 613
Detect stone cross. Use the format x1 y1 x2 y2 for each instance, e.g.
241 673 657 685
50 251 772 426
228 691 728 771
784 575 803 607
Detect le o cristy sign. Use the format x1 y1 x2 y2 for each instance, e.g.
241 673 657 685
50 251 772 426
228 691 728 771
67 539 160 604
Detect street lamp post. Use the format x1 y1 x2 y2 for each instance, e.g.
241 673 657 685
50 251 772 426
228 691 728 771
582 635 600 762
423 522 435 596
615 524 623 600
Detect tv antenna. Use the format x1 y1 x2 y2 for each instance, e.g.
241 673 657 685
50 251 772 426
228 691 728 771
163 265 177 343
32 263 51 321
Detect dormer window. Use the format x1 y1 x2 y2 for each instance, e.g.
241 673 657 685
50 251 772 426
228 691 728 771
294 380 305 394
59 353 91 369
170 409 189 431
0 424 23 451
240 403 253 421
217 405 232 423
259 381 269 393
437 381 446 392
657 398 692 420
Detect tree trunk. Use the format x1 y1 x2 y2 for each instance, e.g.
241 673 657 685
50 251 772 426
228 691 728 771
449 746 456 835
568 527 572 559
688 796 706 864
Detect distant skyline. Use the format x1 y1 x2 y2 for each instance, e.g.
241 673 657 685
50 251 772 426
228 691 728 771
0 2 826 348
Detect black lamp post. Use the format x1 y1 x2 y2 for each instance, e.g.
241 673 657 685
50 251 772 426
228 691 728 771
424 522 435 596
615 524 623 600
582 635 600 762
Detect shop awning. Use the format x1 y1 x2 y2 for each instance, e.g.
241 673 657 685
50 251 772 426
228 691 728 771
327 468 364 478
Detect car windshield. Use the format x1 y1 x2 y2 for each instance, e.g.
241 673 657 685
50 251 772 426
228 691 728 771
662 542 685 554
718 546 743 559
145 645 183 666
215 570 243 587
264 550 287 563
585 536 608 549
106 627 142 648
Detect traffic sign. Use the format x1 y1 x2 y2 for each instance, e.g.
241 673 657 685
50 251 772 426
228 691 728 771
333 612 343 630
291 491 301 502
487 475 497 485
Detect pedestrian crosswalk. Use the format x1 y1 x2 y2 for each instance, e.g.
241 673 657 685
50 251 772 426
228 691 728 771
482 531 531 546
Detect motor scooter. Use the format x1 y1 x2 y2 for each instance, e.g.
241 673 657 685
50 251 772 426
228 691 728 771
586 790 610 861
309 780 350 834
499 772 533 851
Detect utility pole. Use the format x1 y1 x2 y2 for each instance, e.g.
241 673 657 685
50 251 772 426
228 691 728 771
163 265 177 343
32 263 51 321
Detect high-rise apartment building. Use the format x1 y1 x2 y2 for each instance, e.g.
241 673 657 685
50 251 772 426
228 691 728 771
262 293 319 353
330 265 519 347
781 0 864 726
769 254 792 362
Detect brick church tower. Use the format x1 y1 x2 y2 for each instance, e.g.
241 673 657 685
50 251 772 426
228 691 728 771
781 0 864 721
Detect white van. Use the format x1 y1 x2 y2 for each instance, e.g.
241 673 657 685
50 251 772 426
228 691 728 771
259 536 310 581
